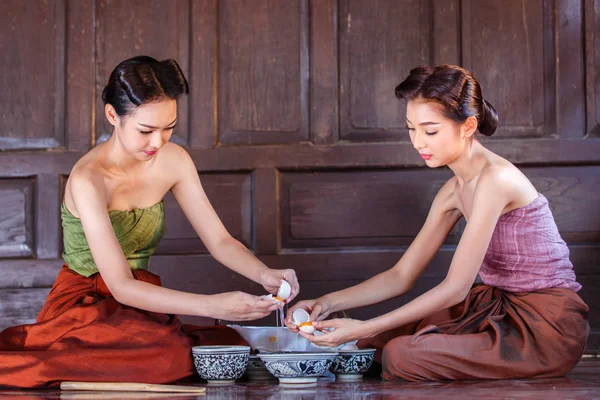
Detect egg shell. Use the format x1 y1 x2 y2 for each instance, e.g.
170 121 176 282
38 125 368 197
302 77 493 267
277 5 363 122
277 280 291 300
292 308 311 326
299 324 315 334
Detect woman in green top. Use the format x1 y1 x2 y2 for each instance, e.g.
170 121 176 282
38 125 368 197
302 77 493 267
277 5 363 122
0 56 298 388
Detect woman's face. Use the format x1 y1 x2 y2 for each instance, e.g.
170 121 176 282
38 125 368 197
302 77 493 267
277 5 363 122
109 98 177 160
405 99 469 168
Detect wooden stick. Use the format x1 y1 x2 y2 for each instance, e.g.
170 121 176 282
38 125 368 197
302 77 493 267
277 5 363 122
60 381 206 393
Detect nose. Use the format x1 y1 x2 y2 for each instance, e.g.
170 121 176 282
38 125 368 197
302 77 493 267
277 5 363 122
150 131 164 149
412 130 425 150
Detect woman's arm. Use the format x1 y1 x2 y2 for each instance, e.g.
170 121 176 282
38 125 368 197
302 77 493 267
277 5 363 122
287 178 462 326
304 168 511 346
169 146 299 298
70 170 278 320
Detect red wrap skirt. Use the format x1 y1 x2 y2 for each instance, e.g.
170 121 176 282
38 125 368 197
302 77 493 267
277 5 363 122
0 265 246 388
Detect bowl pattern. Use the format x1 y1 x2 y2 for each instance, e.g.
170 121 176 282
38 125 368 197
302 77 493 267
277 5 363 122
330 351 375 374
192 351 249 381
263 359 333 378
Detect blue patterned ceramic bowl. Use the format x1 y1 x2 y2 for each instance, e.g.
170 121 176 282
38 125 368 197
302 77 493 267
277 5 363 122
257 351 338 384
330 348 376 381
192 345 250 383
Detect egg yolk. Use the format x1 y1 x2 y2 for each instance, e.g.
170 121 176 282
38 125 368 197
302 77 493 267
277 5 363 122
299 322 312 328
273 296 285 302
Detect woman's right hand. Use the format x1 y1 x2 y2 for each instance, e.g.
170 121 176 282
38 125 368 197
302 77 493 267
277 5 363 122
285 297 333 332
211 291 282 321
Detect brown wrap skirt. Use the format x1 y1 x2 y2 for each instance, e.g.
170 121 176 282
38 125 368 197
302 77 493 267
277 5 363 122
357 284 590 381
0 265 246 388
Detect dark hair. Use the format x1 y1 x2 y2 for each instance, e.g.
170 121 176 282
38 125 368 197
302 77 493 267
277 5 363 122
102 56 189 117
395 65 498 136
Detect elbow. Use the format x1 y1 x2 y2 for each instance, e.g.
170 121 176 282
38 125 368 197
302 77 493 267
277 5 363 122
106 279 133 305
442 280 471 306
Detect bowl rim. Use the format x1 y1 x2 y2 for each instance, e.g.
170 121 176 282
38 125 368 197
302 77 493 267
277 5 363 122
336 348 377 354
192 345 251 354
257 351 339 361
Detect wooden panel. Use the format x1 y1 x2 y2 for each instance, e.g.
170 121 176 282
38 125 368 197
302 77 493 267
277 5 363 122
218 0 309 145
156 172 252 254
556 0 585 138
432 0 460 65
310 0 339 145
280 169 463 249
254 169 280 254
4 139 600 177
66 0 94 152
462 0 584 139
463 0 544 137
339 0 432 141
189 0 217 149
524 166 600 243
95 0 190 145
0 0 65 149
0 288 50 331
0 179 34 258
0 260 61 289
35 174 61 259
586 0 600 136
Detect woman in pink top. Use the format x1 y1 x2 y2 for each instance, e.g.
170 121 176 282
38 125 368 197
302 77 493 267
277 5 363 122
286 64 589 380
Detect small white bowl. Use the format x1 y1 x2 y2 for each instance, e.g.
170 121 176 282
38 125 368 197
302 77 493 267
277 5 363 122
330 348 376 381
191 345 250 384
257 351 338 384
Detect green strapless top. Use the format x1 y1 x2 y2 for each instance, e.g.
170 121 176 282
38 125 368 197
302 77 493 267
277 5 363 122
61 201 166 277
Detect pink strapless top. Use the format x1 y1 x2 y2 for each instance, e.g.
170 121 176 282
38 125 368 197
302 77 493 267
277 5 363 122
478 194 581 292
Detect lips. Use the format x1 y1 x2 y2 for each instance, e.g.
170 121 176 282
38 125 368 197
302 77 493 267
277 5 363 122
420 153 432 160
143 150 157 156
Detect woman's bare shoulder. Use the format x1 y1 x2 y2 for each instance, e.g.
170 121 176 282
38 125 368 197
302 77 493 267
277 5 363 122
155 141 192 163
65 148 109 212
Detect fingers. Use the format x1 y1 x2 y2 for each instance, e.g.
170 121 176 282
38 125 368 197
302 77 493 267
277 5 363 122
282 270 300 301
245 297 283 319
309 304 323 321
313 319 338 330
298 330 336 347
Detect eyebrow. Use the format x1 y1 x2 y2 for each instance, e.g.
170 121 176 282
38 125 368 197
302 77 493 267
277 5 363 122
405 118 441 126
137 118 178 129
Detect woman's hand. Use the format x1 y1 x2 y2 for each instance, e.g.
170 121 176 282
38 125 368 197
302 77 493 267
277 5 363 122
298 318 368 347
284 297 333 332
259 268 300 302
211 291 283 321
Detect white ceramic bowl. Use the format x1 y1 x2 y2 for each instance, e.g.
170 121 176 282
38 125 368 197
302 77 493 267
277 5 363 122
329 348 376 381
192 345 250 384
257 351 338 384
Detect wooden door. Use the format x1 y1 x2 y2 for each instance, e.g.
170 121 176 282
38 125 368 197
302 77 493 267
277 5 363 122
1 0 599 354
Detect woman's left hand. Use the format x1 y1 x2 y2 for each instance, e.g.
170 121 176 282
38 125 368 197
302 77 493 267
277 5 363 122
259 268 300 303
298 318 367 347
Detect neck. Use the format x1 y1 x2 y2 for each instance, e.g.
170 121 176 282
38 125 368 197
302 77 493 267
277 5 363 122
103 132 144 174
447 140 489 187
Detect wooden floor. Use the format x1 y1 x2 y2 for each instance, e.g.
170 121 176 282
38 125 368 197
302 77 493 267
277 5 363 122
2 358 599 399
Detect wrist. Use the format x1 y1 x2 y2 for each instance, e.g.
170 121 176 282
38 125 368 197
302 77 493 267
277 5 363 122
363 317 385 338
194 293 218 318
257 267 271 285
321 293 339 313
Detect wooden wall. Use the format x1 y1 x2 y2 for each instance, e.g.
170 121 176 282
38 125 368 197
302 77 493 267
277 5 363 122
0 0 599 354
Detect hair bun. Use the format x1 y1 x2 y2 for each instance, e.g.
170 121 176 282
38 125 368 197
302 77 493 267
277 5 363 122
479 99 498 136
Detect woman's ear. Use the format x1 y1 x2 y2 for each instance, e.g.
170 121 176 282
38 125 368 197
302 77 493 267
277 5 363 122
461 116 478 139
105 104 119 127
